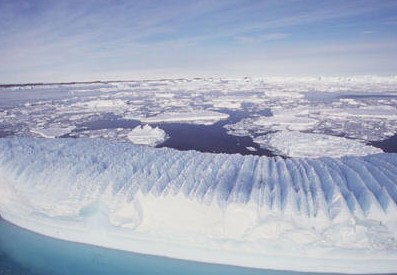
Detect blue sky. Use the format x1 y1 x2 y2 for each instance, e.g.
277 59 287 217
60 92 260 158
1 0 397 83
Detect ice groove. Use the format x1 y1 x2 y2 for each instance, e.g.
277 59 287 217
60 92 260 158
345 158 388 212
324 158 358 215
362 156 397 205
340 159 375 215
1 138 397 220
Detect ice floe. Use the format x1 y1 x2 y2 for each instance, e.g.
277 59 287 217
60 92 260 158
72 99 128 111
138 110 229 125
30 126 76 138
254 131 383 158
253 108 318 131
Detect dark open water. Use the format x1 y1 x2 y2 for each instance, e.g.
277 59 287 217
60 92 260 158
370 134 397 153
73 109 276 157
73 111 397 156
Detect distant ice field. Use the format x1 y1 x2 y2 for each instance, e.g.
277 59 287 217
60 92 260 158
1 76 397 157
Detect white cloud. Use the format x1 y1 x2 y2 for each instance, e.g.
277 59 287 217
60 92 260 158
236 33 290 44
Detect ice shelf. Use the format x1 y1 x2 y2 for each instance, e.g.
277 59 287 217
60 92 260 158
0 138 396 274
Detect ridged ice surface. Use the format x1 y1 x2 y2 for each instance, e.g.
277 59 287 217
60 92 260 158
0 138 397 274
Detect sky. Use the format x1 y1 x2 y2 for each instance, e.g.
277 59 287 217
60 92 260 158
1 0 397 83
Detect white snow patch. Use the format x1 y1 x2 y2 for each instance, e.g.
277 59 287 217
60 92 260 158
246 146 257 152
321 105 397 119
211 96 260 109
30 126 75 138
212 101 242 109
254 131 383 158
72 99 128 110
254 110 318 132
139 110 229 125
127 125 168 146
154 93 175 98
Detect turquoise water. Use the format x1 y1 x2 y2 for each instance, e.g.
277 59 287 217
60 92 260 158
0 218 343 275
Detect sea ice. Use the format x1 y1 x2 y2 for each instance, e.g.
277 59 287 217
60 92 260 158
72 99 128 111
212 101 242 109
246 146 257 152
254 131 383 158
138 110 229 125
253 108 318 131
1 76 397 152
127 125 168 146
0 138 396 274
30 126 76 138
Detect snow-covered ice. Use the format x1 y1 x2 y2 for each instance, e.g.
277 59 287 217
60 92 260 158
127 125 167 146
252 108 318 132
137 110 229 125
254 131 383 158
72 99 128 111
30 126 76 138
0 138 396 274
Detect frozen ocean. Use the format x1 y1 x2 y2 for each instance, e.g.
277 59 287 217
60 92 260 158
1 76 397 274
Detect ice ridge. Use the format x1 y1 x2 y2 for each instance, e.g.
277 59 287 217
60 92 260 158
0 138 396 273
1 138 394 217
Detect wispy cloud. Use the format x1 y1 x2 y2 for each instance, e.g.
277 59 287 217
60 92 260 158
1 0 397 82
235 33 290 45
361 30 376 35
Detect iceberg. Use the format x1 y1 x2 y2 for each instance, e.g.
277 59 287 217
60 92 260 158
127 124 168 146
0 138 396 274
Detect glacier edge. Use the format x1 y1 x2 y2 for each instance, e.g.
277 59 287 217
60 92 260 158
0 138 396 274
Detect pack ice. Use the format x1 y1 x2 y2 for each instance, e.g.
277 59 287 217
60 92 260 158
0 138 396 274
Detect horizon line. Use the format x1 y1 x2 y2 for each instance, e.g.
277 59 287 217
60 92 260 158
1 74 397 87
